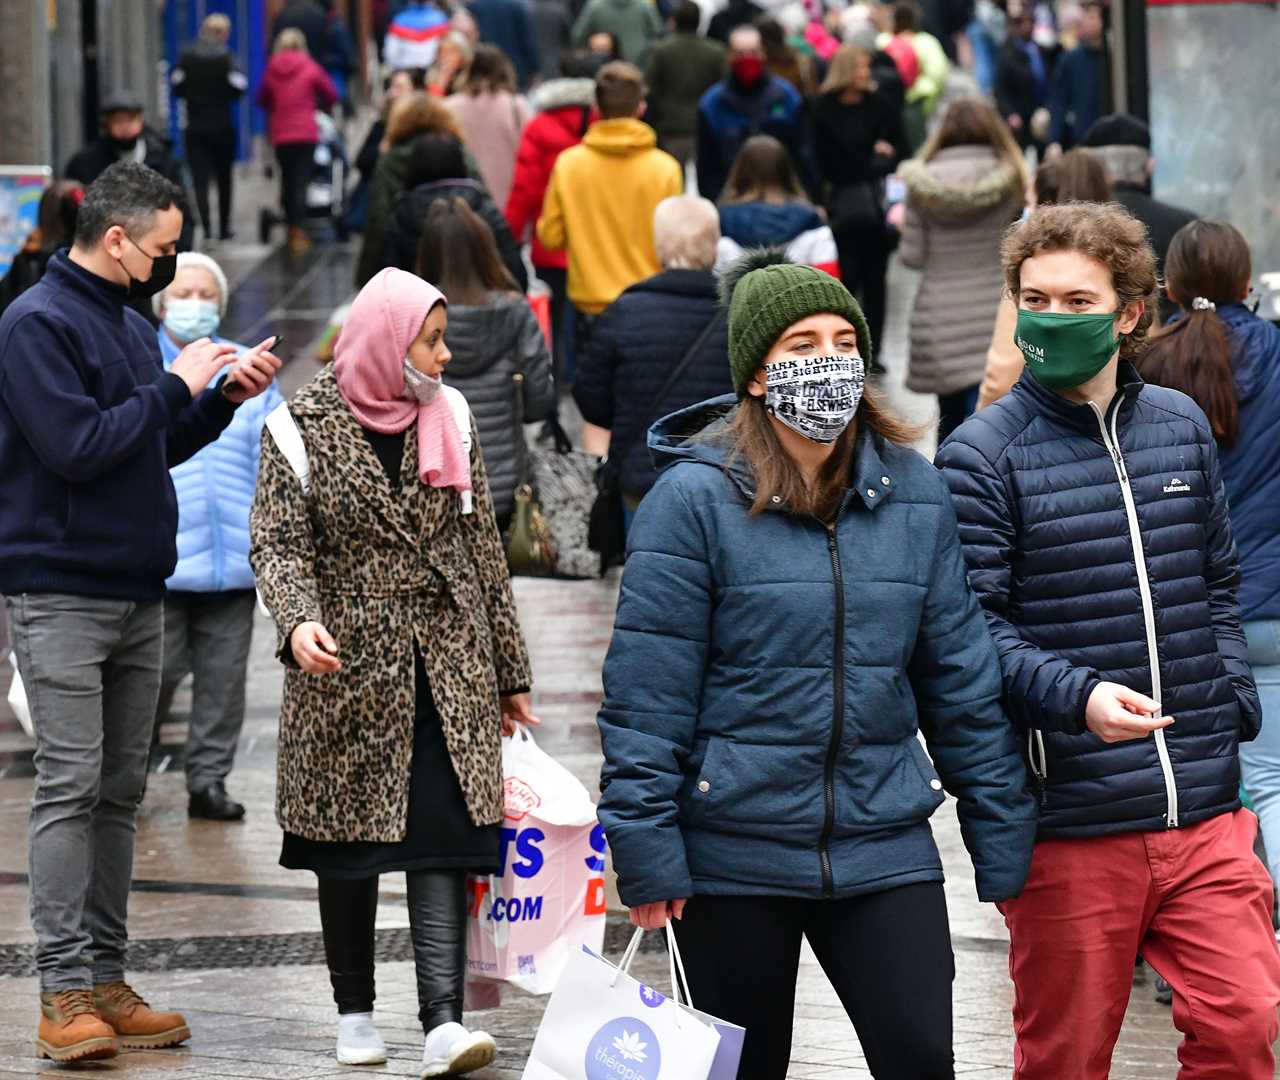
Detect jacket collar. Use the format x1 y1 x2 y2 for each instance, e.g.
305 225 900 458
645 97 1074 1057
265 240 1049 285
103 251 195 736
1012 360 1144 432
629 268 718 300
45 251 130 320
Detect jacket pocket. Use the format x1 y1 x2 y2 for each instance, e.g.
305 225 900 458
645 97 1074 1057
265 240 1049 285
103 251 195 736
836 739 946 830
683 736 826 830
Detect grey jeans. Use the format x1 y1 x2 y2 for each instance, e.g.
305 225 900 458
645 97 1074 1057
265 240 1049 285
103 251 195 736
6 593 162 992
155 590 255 792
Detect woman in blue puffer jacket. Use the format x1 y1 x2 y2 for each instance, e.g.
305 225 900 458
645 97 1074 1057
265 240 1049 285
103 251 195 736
152 252 282 822
596 252 1037 1080
1141 220 1280 889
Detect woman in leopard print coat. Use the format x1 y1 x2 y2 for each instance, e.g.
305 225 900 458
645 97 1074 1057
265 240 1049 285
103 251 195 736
249 268 534 1073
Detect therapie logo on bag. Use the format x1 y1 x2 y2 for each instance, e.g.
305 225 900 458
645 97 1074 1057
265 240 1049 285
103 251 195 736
586 1017 661 1080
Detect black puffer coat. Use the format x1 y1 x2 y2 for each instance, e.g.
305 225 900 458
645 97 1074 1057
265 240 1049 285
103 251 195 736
442 293 555 520
572 269 732 496
386 179 528 293
937 364 1260 838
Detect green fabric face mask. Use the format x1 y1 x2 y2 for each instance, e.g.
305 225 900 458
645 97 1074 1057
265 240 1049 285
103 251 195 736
1014 309 1121 390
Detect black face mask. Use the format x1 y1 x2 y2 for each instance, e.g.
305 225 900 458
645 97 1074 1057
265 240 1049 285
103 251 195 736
110 134 140 153
119 234 177 300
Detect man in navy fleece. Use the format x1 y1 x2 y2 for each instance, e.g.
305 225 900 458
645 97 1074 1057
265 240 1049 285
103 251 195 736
0 161 280 1064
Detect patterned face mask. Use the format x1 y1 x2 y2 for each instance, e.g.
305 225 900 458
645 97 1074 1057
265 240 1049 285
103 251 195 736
403 358 442 404
763 354 865 444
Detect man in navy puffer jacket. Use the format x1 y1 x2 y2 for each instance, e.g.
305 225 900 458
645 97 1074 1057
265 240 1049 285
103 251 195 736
938 202 1280 1079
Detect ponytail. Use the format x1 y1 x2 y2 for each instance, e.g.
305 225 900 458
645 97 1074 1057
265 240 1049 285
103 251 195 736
1139 219 1250 448
1142 308 1239 447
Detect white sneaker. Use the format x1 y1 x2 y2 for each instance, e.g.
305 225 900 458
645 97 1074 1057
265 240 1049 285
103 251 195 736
336 1012 387 1066
420 1021 497 1077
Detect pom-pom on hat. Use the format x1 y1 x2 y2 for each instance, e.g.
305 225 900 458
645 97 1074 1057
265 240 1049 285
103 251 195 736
719 249 873 397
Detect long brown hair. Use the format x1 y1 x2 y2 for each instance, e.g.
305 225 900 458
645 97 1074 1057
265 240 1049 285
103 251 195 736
386 92 463 147
1141 220 1251 447
728 381 921 521
415 197 520 306
721 135 808 206
458 43 517 95
921 96 1026 186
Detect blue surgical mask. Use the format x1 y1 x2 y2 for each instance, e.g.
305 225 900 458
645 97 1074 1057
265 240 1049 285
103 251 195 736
163 298 221 342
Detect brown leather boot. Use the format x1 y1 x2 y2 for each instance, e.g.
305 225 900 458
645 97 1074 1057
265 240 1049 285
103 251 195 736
93 981 191 1049
287 226 312 256
37 989 119 1062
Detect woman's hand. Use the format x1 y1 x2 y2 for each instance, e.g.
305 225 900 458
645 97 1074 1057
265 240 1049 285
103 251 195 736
629 900 688 930
873 139 896 157
500 692 541 736
290 622 342 674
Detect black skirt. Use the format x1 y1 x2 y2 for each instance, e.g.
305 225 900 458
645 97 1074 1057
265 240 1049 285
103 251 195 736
280 651 501 879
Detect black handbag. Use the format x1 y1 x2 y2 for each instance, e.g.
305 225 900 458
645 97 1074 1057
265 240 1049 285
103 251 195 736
588 311 725 573
829 179 887 232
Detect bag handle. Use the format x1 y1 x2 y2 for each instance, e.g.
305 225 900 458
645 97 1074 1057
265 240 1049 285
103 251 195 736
601 310 724 485
612 924 696 1010
511 371 532 492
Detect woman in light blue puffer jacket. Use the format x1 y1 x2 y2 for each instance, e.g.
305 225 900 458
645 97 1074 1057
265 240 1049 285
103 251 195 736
153 252 282 822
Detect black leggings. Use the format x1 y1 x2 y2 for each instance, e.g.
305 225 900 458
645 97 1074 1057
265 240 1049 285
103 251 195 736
671 882 955 1080
318 871 468 1031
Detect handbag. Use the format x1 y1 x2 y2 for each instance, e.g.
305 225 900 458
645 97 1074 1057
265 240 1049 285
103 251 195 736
528 416 600 579
588 311 726 573
504 372 556 576
829 178 887 232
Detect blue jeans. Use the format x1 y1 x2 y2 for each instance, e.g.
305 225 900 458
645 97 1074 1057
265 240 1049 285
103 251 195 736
1239 620 1280 885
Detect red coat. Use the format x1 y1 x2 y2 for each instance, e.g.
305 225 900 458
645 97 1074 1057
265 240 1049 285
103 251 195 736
504 79 597 271
255 51 338 146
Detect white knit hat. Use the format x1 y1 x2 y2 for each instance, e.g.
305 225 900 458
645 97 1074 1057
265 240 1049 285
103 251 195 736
152 251 230 317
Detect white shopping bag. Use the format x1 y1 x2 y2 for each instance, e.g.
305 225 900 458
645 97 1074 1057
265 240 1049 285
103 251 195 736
6 653 32 737
467 728 608 994
522 926 724 1080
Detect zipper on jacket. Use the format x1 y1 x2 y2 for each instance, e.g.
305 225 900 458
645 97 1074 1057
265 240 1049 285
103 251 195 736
1027 729 1047 784
820 523 846 897
1090 398 1179 827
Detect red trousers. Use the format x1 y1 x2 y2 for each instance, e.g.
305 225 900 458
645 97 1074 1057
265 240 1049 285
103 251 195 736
1000 808 1280 1079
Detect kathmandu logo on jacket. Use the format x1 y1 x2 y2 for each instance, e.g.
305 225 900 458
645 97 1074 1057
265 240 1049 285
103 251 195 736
1163 477 1191 494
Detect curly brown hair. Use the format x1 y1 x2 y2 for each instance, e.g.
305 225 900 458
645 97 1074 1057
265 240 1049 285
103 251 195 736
385 92 463 147
1001 202 1158 361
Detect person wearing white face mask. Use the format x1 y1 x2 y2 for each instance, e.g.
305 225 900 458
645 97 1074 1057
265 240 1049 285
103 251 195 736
595 251 1037 1080
152 252 283 822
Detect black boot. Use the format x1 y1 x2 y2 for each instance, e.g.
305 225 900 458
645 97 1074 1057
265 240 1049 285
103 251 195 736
188 781 246 821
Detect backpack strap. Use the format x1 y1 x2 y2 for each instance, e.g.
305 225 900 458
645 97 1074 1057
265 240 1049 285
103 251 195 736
264 402 311 495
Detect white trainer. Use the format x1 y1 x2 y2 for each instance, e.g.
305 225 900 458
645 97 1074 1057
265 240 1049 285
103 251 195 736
420 1021 497 1077
336 1012 387 1066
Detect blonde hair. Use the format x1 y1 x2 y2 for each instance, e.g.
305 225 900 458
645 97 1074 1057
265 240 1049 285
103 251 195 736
818 45 873 97
273 28 308 55
654 196 720 270
385 92 464 146
201 13 231 42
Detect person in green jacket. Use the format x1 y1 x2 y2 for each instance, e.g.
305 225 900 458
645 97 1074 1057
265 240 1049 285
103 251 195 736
644 1 726 166
884 1 949 151
573 0 662 65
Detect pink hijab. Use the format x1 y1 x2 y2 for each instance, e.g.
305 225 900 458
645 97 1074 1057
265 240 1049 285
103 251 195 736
333 267 471 501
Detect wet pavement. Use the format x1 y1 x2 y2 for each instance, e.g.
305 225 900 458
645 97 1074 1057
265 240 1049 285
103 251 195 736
0 188 1264 1077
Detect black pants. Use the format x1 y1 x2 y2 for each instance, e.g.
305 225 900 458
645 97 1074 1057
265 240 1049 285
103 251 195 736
671 883 955 1080
831 222 890 358
275 142 315 228
318 871 468 1031
187 129 235 238
538 265 570 389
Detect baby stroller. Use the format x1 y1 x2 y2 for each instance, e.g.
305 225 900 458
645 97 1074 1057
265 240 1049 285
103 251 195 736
259 111 351 244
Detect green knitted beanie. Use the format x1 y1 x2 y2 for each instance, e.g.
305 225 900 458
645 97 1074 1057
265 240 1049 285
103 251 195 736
719 250 874 398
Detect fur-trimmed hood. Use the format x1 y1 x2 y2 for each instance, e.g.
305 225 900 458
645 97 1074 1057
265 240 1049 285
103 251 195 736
530 77 596 114
898 145 1024 224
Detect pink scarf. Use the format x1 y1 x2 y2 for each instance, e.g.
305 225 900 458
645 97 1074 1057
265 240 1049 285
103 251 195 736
333 268 472 503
